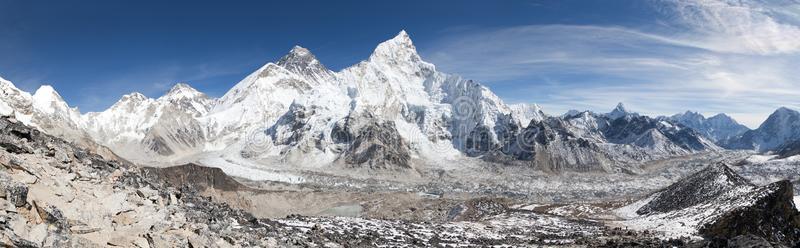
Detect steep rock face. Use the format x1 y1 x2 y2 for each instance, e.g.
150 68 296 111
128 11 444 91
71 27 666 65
494 117 612 172
700 180 800 244
341 121 412 169
666 111 749 143
618 163 800 245
726 107 800 152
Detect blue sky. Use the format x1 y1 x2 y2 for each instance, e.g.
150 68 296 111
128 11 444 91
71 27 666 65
1 0 799 127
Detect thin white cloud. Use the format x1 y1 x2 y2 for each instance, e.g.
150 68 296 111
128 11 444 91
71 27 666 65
659 0 800 55
422 0 800 129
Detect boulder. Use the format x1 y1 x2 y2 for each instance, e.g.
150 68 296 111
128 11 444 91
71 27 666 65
4 182 28 207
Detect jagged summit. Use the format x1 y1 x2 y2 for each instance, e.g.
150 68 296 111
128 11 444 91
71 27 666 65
276 45 331 77
607 102 633 120
614 102 627 112
385 30 412 46
666 110 749 143
709 113 733 120
168 82 194 92
121 92 149 102
105 92 151 111
288 45 311 56
678 110 703 119
722 107 800 151
31 85 71 114
33 85 63 100
160 83 207 101
776 106 795 113
755 107 800 135
369 30 421 65
509 103 545 126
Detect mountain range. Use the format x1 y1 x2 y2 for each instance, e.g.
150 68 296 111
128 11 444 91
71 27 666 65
0 30 797 175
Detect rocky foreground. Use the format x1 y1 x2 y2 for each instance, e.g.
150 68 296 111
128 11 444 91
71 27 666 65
0 115 798 247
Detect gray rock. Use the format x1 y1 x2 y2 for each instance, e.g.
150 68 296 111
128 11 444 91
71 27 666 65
69 225 100 234
5 182 28 207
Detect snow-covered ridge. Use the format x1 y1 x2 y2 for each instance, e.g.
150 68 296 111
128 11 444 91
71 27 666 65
0 31 725 172
725 107 800 152
663 111 750 143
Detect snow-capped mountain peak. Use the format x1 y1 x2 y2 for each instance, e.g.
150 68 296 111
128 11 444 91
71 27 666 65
158 83 212 116
160 83 204 101
666 111 749 143
123 92 149 101
509 103 545 126
707 113 734 123
607 102 634 120
276 45 332 80
368 30 423 66
0 31 729 172
724 107 800 151
33 85 60 99
32 85 71 115
673 111 704 123
757 107 800 132
113 92 151 107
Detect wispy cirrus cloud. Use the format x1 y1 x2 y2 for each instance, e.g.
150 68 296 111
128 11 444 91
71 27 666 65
659 0 800 55
422 0 800 128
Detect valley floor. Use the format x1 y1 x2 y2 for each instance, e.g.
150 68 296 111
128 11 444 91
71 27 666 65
186 150 753 218
1 115 797 247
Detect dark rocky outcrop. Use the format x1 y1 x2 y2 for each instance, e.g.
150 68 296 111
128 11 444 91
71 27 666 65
342 121 412 169
700 180 800 245
628 162 800 246
142 163 245 192
0 174 28 207
636 163 753 215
